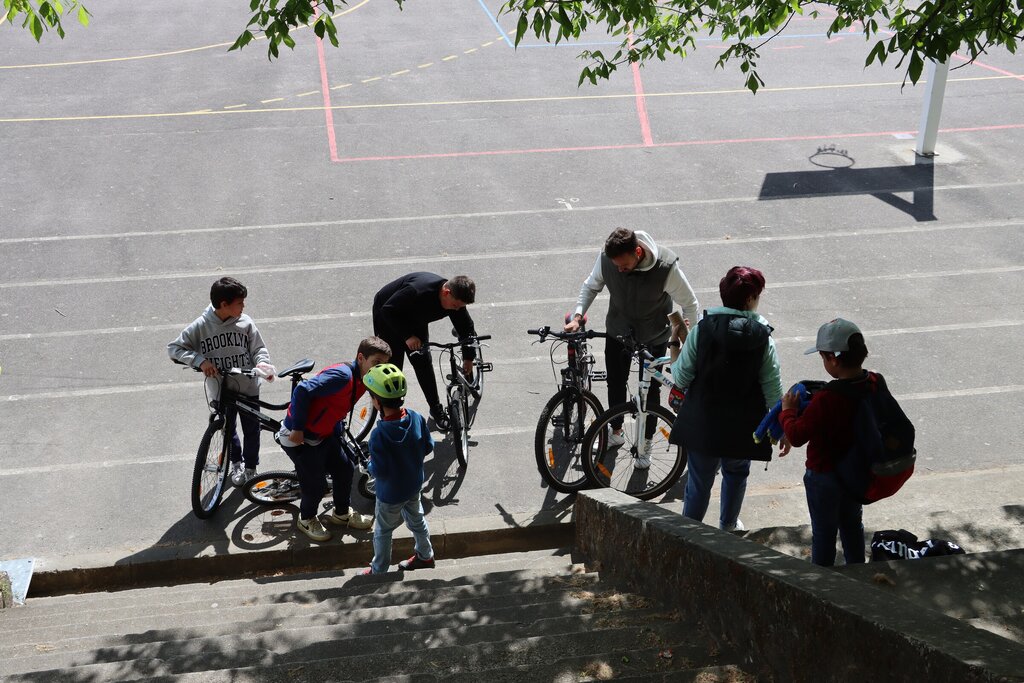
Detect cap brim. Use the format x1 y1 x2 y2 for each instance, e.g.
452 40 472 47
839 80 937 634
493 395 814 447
804 346 819 355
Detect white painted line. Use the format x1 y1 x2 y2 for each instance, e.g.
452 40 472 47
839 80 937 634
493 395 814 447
361 76 382 83
2 242 1021 290
260 97 284 104
899 385 1024 401
442 55 458 61
418 62 434 68
3 190 1022 246
0 453 196 477
3 320 1021 399
390 69 410 76
296 90 319 97
330 83 352 90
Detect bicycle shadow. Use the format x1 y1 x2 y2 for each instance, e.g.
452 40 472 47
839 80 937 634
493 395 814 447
421 438 467 514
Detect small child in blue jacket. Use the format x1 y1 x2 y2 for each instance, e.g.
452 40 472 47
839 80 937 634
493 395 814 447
360 364 436 575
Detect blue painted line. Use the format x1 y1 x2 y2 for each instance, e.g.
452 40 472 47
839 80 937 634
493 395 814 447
475 0 514 48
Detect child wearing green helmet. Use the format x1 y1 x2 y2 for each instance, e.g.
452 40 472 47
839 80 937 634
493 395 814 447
361 363 437 575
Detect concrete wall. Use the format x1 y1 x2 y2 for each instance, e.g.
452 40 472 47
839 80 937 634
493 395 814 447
574 489 1024 683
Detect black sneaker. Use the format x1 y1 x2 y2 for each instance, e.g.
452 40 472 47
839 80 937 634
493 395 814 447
398 554 435 571
429 405 450 433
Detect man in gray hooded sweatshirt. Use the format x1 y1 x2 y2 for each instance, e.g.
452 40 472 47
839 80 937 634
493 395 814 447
169 277 274 486
564 228 700 467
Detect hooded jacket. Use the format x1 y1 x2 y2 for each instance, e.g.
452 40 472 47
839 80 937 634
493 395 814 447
168 305 270 396
670 307 782 460
368 409 434 504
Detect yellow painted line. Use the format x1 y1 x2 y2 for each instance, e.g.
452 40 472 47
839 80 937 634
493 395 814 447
296 90 318 97
0 0 370 69
442 55 458 61
2 75 1015 124
260 97 284 104
361 76 382 83
331 83 352 90
223 104 247 109
418 62 434 69
463 48 478 54
390 69 410 76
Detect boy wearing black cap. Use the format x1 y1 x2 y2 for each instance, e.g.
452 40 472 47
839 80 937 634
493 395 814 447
780 318 871 567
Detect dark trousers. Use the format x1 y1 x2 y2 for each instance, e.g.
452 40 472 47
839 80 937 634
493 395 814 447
225 403 261 468
374 321 442 409
605 336 668 436
280 434 355 520
804 469 865 566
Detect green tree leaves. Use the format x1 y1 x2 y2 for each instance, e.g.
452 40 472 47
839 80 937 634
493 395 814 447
4 0 90 41
501 0 1024 92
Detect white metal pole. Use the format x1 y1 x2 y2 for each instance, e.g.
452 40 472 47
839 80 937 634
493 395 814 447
916 60 950 157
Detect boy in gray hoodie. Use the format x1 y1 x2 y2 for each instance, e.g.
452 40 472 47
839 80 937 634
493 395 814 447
168 277 275 486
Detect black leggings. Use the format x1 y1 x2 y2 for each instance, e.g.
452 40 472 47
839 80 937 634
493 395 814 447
374 323 442 409
605 336 668 435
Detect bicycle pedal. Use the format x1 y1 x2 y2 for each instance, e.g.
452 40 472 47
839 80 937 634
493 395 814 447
479 362 494 373
591 371 608 382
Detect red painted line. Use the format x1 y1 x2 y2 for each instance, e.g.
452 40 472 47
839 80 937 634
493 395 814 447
333 122 1024 163
627 34 654 146
952 53 1024 81
314 9 340 162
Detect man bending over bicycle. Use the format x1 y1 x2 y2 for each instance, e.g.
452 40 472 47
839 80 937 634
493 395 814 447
276 337 391 542
372 273 479 432
564 228 700 464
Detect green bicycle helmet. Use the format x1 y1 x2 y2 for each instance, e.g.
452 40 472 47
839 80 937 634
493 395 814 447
364 363 408 399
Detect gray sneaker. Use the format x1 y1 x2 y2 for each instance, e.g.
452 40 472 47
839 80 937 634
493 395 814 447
635 438 653 470
229 462 246 487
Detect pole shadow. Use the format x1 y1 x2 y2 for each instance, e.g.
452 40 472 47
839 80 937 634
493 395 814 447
759 146 936 222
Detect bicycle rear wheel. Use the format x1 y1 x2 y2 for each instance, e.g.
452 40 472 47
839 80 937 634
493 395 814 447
244 470 302 506
582 403 687 500
450 391 469 468
349 392 378 441
191 417 230 519
534 388 605 494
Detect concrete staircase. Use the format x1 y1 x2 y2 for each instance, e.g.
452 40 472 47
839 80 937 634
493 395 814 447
0 550 752 682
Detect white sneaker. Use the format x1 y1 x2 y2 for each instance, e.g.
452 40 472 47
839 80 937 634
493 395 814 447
229 462 246 486
328 510 373 530
606 429 626 448
297 516 332 542
722 519 746 532
635 438 653 470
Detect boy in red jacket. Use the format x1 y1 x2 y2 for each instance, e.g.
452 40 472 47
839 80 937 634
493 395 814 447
780 318 869 567
277 337 390 542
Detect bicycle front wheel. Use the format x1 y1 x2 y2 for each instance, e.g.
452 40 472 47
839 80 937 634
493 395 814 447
191 417 230 519
244 470 302 506
450 391 469 468
534 388 605 494
349 392 378 441
582 403 686 501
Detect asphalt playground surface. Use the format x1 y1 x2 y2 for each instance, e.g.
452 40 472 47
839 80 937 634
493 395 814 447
1 0 1022 575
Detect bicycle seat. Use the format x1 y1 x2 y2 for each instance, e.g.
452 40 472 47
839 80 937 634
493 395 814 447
277 359 316 378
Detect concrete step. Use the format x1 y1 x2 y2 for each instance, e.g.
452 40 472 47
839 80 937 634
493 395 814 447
837 548 1024 645
2 611 700 682
14 548 578 618
740 504 1024 562
2 572 601 649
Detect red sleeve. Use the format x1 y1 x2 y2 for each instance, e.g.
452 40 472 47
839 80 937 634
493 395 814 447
780 392 835 447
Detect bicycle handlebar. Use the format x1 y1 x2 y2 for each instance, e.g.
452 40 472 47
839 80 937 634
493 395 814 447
419 334 491 351
527 326 606 342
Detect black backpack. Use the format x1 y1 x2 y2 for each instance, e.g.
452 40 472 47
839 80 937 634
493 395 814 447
826 372 916 504
871 529 965 560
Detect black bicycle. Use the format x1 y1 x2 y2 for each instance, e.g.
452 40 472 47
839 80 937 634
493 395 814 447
419 333 492 468
180 358 315 519
243 420 375 507
527 324 608 493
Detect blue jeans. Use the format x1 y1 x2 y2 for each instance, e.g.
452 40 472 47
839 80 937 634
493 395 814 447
280 435 354 521
803 469 865 566
370 494 434 574
682 450 750 529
